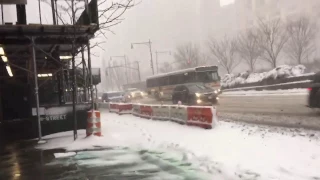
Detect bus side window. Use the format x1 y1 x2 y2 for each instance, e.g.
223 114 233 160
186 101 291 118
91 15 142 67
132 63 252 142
158 77 163 87
150 78 158 87
169 75 179 85
169 75 174 85
159 77 168 86
155 77 160 87
146 79 150 87
164 76 169 86
186 72 195 83
183 73 188 83
177 74 184 84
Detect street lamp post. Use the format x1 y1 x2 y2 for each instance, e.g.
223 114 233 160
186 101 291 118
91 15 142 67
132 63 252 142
155 51 171 74
131 39 154 75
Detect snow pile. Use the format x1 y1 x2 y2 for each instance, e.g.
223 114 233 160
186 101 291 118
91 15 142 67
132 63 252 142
221 74 235 87
37 112 320 180
222 65 307 88
245 72 266 83
291 64 306 76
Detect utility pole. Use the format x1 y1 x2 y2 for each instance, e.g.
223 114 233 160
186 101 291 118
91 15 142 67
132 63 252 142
155 51 171 74
110 55 128 84
148 39 154 75
136 61 141 81
108 58 114 91
124 55 129 84
131 39 154 75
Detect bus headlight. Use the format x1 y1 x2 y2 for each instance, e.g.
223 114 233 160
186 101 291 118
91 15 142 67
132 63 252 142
214 90 218 94
196 99 202 104
195 93 201 97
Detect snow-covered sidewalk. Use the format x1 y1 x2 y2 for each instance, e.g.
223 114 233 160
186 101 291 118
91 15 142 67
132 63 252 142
37 111 320 180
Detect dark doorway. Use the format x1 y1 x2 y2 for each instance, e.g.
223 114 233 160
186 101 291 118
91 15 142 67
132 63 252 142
0 79 30 121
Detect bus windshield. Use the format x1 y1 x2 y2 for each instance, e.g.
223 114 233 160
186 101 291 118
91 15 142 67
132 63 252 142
196 71 219 82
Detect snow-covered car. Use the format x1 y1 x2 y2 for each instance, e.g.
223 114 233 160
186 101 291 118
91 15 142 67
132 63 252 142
101 91 124 103
308 72 320 108
124 88 144 101
172 83 219 105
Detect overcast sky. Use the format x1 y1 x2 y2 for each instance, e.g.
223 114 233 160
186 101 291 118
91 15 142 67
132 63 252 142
99 0 235 81
220 0 235 6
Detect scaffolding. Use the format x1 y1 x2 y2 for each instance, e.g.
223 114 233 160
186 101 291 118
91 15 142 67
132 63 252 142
0 0 99 141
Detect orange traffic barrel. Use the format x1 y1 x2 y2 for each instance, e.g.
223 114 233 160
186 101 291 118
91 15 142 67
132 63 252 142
86 110 101 137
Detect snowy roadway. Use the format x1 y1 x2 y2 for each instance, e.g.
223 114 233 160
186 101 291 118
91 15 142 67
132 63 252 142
218 89 312 116
132 89 320 130
37 111 320 180
134 89 313 116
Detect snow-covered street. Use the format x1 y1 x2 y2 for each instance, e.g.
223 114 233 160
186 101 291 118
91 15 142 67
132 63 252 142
37 111 320 180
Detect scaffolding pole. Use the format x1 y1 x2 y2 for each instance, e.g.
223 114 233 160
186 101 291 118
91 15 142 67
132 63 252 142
71 0 77 140
87 42 94 110
50 0 56 25
81 47 87 101
31 36 42 141
38 0 42 24
1 4 4 25
72 52 77 140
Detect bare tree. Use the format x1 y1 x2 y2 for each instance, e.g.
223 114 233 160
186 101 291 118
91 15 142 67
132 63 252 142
237 29 263 72
44 0 138 51
200 53 210 66
208 36 239 74
159 62 174 73
285 16 317 64
42 0 138 91
174 43 204 69
257 18 288 68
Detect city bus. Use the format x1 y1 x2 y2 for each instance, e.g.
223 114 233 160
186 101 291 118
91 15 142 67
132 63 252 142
146 65 221 100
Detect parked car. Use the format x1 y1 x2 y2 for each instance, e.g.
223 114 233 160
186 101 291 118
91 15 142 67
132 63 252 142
172 83 219 105
123 88 144 102
308 72 320 108
101 91 124 103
